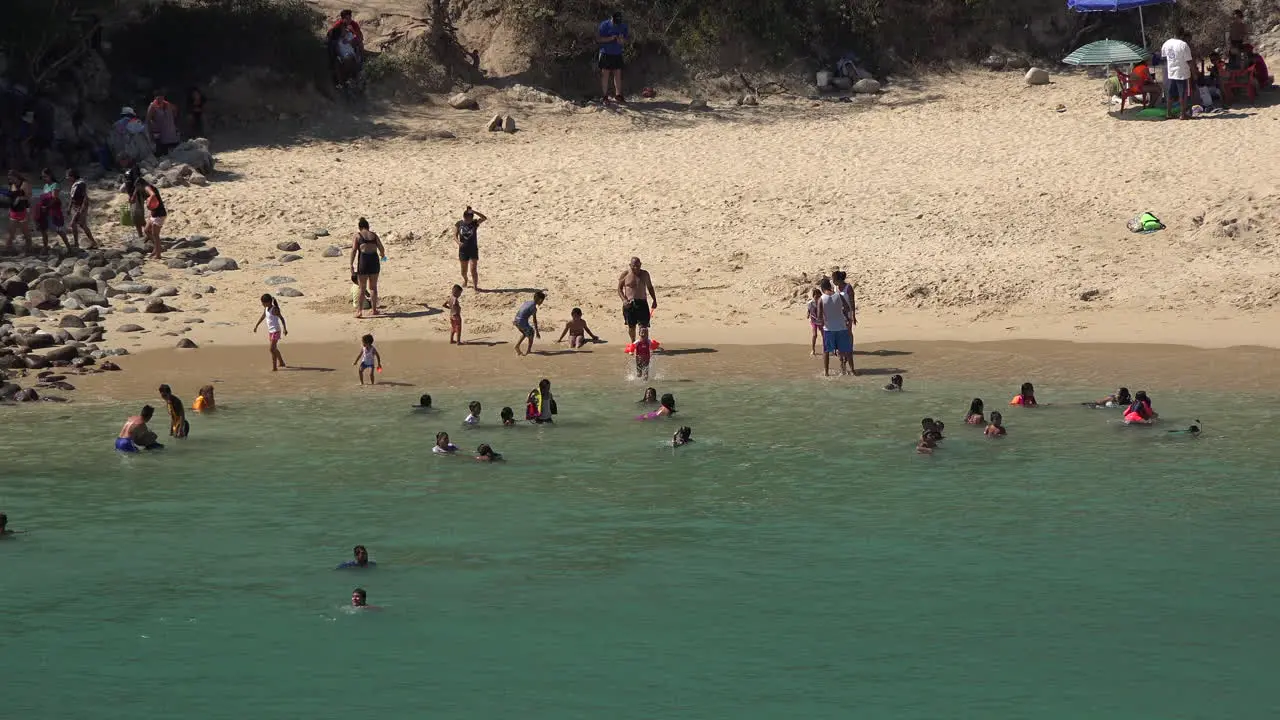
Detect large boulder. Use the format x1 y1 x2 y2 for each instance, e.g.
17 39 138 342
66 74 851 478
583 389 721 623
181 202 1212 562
41 345 80 363
59 314 86 329
144 299 176 314
64 274 98 292
69 289 109 307
1 278 29 298
24 290 61 310
1025 68 1050 85
20 332 57 349
112 283 154 295
168 138 215 174
32 276 67 297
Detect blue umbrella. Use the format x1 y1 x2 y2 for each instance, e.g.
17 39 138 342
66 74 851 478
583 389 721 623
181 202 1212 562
1068 0 1176 48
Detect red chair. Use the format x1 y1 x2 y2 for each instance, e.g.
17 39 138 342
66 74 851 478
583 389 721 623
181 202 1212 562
1115 68 1153 113
1221 62 1258 105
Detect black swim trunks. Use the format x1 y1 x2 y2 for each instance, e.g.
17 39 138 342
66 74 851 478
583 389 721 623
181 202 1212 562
622 298 650 327
458 242 478 262
598 52 624 71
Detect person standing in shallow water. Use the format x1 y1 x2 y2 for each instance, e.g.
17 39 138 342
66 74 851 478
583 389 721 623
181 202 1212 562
455 206 486 290
350 217 385 318
617 256 657 343
252 293 288 370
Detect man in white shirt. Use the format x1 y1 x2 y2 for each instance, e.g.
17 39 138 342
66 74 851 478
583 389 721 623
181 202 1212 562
1161 29 1193 119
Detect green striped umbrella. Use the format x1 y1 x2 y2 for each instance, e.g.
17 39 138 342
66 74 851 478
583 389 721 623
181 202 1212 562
1063 39 1152 66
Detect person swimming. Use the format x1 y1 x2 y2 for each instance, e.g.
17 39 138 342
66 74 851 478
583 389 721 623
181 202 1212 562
336 544 376 569
638 387 659 404
920 417 943 442
413 394 433 411
1134 391 1157 418
500 406 516 426
964 398 985 425
0 512 24 537
351 587 380 610
192 385 216 412
464 401 481 425
638 393 675 420
432 431 459 454
1168 420 1202 435
883 374 904 392
1010 382 1037 407
1082 387 1131 409
672 426 693 447
984 411 1006 437
475 443 504 462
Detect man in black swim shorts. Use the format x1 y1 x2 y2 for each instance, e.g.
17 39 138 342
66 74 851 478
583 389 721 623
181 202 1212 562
617 256 657 342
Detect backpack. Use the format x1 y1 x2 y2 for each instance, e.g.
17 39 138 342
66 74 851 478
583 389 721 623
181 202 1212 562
1127 212 1165 233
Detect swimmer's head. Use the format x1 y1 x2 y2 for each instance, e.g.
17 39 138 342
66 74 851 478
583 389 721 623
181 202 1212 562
452 284 463 297
935 420 945 433
198 385 214 401
435 431 450 448
353 545 369 565
660 393 675 410
158 384 172 398
141 405 155 421
1136 390 1150 404
0 513 6 531
921 417 935 431
571 307 582 318
1020 382 1035 398
477 443 496 458
362 333 374 347
642 387 657 402
891 374 903 388
468 400 481 415
533 291 546 305
677 426 692 442
990 411 1003 426
500 406 514 423
968 398 984 416
352 587 367 606
419 394 432 408
1117 387 1132 403
1188 425 1201 434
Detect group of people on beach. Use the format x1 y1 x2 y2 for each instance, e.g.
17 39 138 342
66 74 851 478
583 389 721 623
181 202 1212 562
806 271 858 376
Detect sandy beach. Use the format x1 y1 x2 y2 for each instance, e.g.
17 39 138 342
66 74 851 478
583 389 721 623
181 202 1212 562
8 70 1280 402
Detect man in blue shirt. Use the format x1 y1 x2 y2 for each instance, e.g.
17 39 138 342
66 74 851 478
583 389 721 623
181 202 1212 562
336 544 376 569
597 12 629 102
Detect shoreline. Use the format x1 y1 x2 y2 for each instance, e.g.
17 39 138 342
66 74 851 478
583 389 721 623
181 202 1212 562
20 336 1280 405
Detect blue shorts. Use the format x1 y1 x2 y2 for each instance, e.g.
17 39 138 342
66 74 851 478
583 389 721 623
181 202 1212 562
515 320 534 338
822 329 853 354
360 361 374 370
115 437 138 453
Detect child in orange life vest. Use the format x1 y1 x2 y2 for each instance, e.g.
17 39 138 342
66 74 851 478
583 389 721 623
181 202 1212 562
1010 382 1037 407
633 325 656 379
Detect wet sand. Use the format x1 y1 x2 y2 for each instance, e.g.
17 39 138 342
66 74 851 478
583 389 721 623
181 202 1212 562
36 338 1280 405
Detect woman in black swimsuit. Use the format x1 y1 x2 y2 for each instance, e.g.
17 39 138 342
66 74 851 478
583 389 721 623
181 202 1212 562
349 217 385 318
6 170 33 253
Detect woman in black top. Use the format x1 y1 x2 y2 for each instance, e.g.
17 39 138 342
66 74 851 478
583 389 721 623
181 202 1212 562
142 181 167 259
455 206 487 290
6 170 32 253
349 217 385 318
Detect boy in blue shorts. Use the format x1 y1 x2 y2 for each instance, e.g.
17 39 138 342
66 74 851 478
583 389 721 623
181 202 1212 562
513 291 545 356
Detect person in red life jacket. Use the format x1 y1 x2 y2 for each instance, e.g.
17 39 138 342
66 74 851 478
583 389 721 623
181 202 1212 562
328 10 365 85
1010 382 1038 407
331 9 364 50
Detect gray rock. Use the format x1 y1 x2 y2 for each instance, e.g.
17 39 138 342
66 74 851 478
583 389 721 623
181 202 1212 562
60 297 86 311
205 257 239 272
67 327 102 342
21 333 56 349
32 276 67 297
69 289 108 307
265 276 296 286
449 92 479 110
738 93 759 106
121 306 138 314
150 286 179 298
23 355 50 370
41 345 80 363
63 274 98 292
279 254 303 263
143 300 175 314
0 382 20 400
314 228 330 237
101 361 122 371
118 324 145 332
89 267 117 281
322 246 343 258
1025 67 1050 86
277 241 302 252
276 287 304 297
1079 289 1101 301
189 172 208 187
80 307 102 322
502 115 517 133
165 258 191 269
981 53 1008 71
854 78 882 94
59 314 87 329
1 278 29 298
176 338 198 349
195 285 216 294
25 290 61 310
15 387 40 401
49 329 72 344
113 283 154 295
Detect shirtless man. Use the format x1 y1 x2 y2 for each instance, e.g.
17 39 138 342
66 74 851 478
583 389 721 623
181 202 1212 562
617 256 657 343
116 405 163 453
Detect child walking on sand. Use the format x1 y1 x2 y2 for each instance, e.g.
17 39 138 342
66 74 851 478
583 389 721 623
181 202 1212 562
354 333 382 385
557 307 599 348
513 291 545 356
251 293 288 371
444 284 464 344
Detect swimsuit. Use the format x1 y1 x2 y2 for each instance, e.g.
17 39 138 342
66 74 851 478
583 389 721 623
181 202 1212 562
115 437 139 453
355 232 380 275
359 346 376 369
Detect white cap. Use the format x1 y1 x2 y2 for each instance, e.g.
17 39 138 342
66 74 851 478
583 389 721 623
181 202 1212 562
121 106 136 116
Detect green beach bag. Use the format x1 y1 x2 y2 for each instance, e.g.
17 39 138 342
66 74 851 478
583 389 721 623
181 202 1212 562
119 203 134 226
1127 212 1164 233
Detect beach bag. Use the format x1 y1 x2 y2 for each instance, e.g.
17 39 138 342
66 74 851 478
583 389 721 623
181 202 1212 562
1127 212 1164 233
120 203 134 225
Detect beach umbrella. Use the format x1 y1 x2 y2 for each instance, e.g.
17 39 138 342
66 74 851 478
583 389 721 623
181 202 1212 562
1063 39 1152 66
1067 0 1176 48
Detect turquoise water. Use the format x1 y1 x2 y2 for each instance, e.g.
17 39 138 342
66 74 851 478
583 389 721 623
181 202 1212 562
3 382 1280 718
